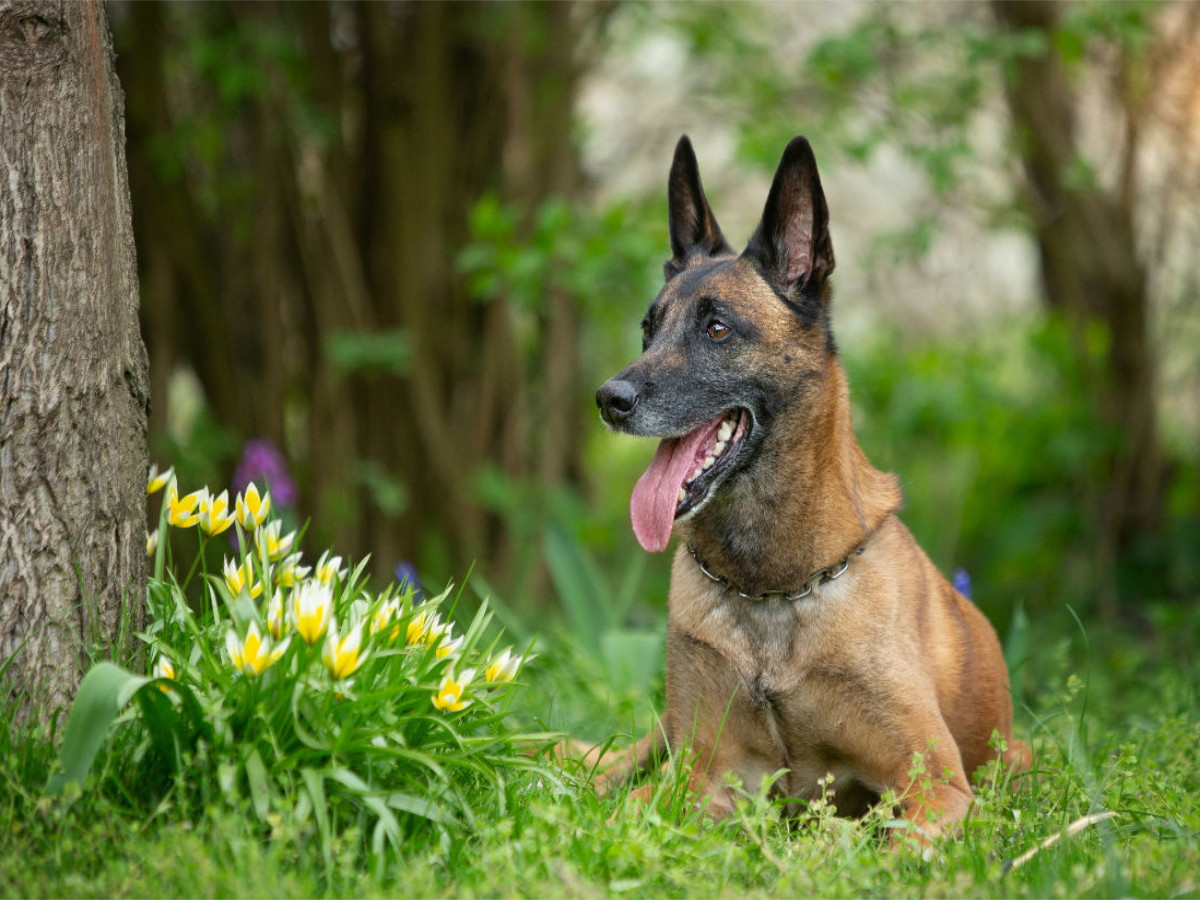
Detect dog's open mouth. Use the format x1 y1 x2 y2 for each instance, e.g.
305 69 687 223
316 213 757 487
630 409 750 552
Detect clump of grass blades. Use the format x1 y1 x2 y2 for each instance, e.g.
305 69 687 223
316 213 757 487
46 470 566 878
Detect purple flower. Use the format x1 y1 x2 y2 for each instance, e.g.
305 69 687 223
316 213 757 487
231 438 297 509
394 560 422 598
953 568 972 600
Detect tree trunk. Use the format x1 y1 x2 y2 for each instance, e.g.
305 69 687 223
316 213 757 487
0 0 149 717
992 0 1164 610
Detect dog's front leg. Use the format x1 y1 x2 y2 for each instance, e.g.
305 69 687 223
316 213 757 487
885 728 975 846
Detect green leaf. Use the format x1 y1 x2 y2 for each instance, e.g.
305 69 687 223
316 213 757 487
542 526 610 654
327 767 403 852
300 768 333 874
47 662 147 795
325 329 411 378
245 747 271 822
386 791 456 825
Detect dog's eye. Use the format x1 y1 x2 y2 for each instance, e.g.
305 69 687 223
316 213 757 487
706 321 730 342
641 319 652 347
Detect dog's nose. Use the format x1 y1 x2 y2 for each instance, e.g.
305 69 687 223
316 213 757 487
596 379 639 425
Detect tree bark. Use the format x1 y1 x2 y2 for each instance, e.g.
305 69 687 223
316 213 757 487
0 0 149 716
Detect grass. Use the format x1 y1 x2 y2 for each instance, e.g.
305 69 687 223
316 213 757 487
3 592 1198 898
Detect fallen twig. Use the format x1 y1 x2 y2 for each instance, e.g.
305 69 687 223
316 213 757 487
1003 811 1119 873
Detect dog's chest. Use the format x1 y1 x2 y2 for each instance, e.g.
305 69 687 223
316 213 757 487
668 581 868 785
668 587 835 733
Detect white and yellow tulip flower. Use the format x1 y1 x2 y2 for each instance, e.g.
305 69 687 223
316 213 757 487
432 668 475 712
147 464 175 495
315 551 348 587
235 482 271 529
166 483 205 529
256 520 296 562
322 621 367 680
200 489 236 537
225 621 288 677
485 648 521 684
292 580 333 646
223 557 264 600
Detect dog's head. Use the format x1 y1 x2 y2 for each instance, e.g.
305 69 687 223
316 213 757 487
596 135 837 552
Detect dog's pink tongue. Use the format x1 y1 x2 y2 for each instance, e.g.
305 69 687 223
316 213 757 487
630 423 716 553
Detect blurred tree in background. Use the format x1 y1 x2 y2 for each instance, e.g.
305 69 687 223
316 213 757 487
107 0 1200 636
114 1 619 592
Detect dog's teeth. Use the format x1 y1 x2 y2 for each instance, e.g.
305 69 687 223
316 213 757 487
678 488 687 505
703 456 715 470
713 440 727 458
717 421 733 443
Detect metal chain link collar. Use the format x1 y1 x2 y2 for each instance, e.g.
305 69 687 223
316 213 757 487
686 540 867 602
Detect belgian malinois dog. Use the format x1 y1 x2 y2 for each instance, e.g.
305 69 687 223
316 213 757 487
594 135 1030 842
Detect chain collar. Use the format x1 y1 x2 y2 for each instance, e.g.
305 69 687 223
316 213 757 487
687 540 867 603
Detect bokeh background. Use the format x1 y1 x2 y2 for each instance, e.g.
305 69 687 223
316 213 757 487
110 1 1200 700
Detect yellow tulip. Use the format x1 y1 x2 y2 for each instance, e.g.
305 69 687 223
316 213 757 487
200 489 236 536
485 648 521 684
406 608 443 647
266 589 286 640
323 621 367 680
292 580 333 646
315 551 347 587
224 557 264 600
273 553 310 587
225 622 288 677
166 484 204 529
147 464 175 495
235 482 271 529
434 628 463 660
256 520 296 562
432 669 475 712
370 596 401 641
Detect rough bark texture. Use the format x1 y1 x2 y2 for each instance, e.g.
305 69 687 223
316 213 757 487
992 0 1164 608
0 0 149 715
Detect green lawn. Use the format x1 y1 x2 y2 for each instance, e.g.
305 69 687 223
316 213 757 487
3 596 1197 899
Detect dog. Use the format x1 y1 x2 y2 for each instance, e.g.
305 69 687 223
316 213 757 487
593 135 1030 842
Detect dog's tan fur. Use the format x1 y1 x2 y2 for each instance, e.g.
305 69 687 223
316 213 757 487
593 135 1030 842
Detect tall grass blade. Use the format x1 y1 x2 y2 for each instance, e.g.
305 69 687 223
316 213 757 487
543 525 608 653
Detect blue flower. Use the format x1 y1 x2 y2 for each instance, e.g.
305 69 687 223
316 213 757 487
952 568 972 600
394 560 422 598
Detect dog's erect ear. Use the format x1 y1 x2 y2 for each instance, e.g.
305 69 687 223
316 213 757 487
744 136 835 296
665 135 731 280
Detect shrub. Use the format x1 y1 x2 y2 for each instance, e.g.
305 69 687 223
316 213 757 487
48 469 564 877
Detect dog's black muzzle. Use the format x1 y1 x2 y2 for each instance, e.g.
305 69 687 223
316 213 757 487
595 378 639 428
